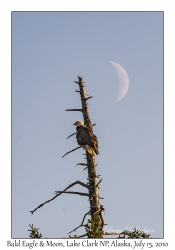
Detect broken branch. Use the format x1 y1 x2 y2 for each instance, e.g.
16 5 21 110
65 109 82 112
66 133 76 139
76 163 88 166
68 210 91 234
62 147 81 158
30 194 59 215
77 233 88 238
96 178 102 187
85 96 93 101
55 191 89 197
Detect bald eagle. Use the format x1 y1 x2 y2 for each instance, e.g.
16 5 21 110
73 120 99 156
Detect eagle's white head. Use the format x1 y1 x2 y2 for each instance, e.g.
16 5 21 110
73 120 84 127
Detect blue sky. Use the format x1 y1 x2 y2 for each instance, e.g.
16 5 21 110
12 12 163 238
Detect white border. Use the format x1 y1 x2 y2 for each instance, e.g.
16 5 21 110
0 1 174 248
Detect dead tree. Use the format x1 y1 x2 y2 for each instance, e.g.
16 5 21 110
29 76 151 239
64 76 104 237
30 76 104 238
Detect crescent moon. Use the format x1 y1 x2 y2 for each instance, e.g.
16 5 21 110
109 61 129 102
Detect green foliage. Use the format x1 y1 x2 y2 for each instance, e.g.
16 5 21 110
84 215 103 238
118 228 151 239
28 224 42 238
127 228 150 238
68 235 79 238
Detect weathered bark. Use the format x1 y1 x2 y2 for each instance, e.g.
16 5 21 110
74 76 103 225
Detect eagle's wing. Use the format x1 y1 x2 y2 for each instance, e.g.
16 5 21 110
90 132 99 155
83 127 99 155
76 126 99 155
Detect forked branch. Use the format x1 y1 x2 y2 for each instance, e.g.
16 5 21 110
30 181 89 215
68 210 91 234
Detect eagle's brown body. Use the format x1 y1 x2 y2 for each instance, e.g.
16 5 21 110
76 125 99 155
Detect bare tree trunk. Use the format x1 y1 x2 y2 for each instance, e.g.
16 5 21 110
74 76 103 226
